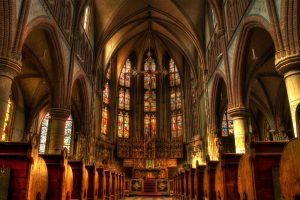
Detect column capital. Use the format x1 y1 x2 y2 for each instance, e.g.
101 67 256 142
275 54 300 75
227 106 249 118
49 108 70 120
0 56 21 79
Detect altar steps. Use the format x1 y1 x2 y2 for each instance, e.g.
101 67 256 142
144 180 156 193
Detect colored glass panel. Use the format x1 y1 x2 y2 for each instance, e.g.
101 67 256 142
117 113 122 137
119 88 125 110
39 112 50 154
101 107 108 135
64 115 72 154
125 89 130 111
124 113 130 138
144 114 150 136
222 110 233 136
120 59 131 87
103 82 110 104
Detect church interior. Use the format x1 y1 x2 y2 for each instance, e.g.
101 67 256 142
1 0 300 199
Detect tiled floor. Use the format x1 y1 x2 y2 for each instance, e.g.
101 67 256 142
125 197 173 200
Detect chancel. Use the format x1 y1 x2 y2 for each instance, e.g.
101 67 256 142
1 0 300 200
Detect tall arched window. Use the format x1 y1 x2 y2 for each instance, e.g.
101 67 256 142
144 54 157 137
221 109 234 136
169 59 183 138
118 59 131 138
101 67 111 135
39 113 73 154
1 97 14 141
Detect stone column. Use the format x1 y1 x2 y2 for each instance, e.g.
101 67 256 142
0 57 20 141
228 107 249 154
276 55 300 137
48 108 70 154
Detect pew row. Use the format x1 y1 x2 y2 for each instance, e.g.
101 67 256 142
215 153 241 200
69 160 89 200
238 141 286 200
279 139 300 200
0 136 48 200
86 165 99 200
41 148 73 200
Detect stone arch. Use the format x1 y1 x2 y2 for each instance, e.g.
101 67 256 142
210 71 230 133
232 16 277 107
21 16 67 107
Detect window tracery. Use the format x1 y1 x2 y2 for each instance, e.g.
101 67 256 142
118 59 131 138
169 59 183 138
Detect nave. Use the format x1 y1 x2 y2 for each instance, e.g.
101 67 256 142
1 0 300 199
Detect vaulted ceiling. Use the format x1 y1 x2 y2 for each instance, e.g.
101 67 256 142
93 0 206 72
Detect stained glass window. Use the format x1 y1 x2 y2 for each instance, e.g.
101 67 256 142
101 66 111 136
101 107 108 135
64 115 73 154
39 113 50 154
221 109 234 137
2 98 13 141
144 91 156 112
117 112 129 138
103 82 110 104
144 56 156 89
169 59 183 138
118 59 131 138
143 54 157 137
120 59 131 87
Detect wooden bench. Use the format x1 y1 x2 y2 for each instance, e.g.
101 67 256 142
204 160 218 200
41 148 73 200
215 153 241 200
279 139 300 200
86 165 99 200
69 160 89 200
195 164 206 200
238 141 286 200
104 170 111 200
97 167 105 200
0 136 48 199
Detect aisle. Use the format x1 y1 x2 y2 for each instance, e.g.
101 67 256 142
124 197 173 200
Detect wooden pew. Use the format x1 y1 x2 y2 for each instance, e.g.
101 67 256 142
189 168 196 200
111 170 116 200
195 164 206 200
42 148 73 200
69 160 89 200
180 171 185 200
214 153 241 200
279 139 300 200
184 169 190 199
97 167 106 200
238 141 286 200
104 170 111 200
204 160 218 200
86 165 99 200
0 135 48 200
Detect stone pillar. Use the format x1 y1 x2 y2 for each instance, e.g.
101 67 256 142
48 108 70 154
276 55 300 137
228 107 249 154
0 57 20 141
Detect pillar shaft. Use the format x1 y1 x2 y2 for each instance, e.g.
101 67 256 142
48 108 70 154
228 107 248 154
0 57 20 141
283 70 300 137
276 55 300 138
